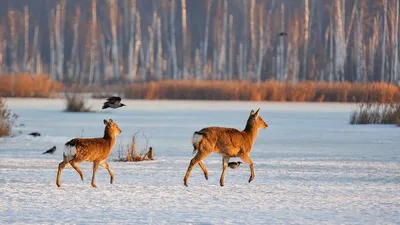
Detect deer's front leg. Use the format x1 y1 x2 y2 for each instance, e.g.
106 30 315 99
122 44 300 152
91 161 100 188
100 161 114 184
219 156 230 187
240 154 255 183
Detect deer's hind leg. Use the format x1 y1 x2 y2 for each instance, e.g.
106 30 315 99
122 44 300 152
56 161 70 187
70 160 84 181
184 152 209 187
100 161 114 184
198 161 208 180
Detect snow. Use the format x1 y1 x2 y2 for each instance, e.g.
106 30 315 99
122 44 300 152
0 99 399 224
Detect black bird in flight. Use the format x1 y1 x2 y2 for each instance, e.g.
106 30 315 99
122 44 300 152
42 146 56 154
228 161 242 169
102 96 126 109
278 32 288 36
29 132 41 137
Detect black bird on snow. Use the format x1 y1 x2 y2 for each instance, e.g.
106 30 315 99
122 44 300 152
102 96 126 109
42 146 56 154
278 32 288 36
28 132 41 137
228 161 242 169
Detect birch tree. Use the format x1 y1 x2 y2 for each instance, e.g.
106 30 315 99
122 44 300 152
381 0 388 81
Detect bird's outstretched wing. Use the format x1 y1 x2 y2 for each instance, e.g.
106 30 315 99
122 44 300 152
278 32 288 36
106 96 121 104
102 102 110 109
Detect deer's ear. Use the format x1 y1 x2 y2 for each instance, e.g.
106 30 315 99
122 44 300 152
104 119 108 125
250 110 255 116
255 108 260 117
109 119 113 123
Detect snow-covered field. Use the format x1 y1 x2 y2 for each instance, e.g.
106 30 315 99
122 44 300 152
0 99 399 224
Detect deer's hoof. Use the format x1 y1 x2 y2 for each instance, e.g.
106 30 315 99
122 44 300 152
91 183 97 188
56 182 61 187
204 174 209 180
248 177 254 183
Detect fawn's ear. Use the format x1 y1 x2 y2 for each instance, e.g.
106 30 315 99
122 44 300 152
250 110 255 116
109 119 114 123
104 119 108 125
255 108 260 117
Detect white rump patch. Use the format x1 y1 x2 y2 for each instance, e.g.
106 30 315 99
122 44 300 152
63 145 76 161
192 133 203 146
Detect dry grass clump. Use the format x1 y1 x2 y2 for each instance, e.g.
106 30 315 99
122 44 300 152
124 81 400 103
0 98 18 137
64 93 92 112
0 74 63 97
115 132 154 162
350 102 400 125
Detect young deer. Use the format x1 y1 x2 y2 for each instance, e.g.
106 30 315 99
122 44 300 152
56 119 122 188
184 108 268 187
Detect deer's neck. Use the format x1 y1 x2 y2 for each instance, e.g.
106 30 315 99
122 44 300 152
103 130 116 147
243 123 259 144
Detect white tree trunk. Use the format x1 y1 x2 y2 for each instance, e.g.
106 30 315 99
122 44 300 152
356 0 364 82
381 0 387 81
128 0 136 81
181 0 188 79
202 0 212 79
110 0 119 79
170 0 178 80
228 14 234 80
23 6 29 73
218 0 228 80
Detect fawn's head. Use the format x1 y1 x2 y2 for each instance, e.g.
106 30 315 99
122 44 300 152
246 108 268 130
103 119 122 137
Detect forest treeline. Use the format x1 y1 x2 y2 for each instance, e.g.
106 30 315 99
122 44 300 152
0 0 399 85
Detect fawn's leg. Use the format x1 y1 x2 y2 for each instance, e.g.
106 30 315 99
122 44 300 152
70 160 84 181
100 161 114 184
240 154 255 183
184 152 209 187
56 161 70 187
219 156 230 187
198 161 209 180
91 161 100 188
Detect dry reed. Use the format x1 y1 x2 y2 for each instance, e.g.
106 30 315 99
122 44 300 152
0 74 63 97
0 98 18 137
124 80 400 103
350 102 400 125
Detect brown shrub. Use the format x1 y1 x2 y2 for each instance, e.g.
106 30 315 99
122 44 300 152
64 93 92 112
0 74 63 97
115 132 154 162
0 98 18 137
125 81 400 103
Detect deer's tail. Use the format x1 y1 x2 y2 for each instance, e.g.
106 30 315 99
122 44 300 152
63 139 77 161
191 131 205 154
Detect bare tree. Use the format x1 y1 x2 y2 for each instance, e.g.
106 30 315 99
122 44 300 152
381 0 388 81
128 0 136 81
23 6 29 73
109 0 119 80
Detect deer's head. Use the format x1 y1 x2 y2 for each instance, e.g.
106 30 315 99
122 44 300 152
104 119 122 136
247 108 268 130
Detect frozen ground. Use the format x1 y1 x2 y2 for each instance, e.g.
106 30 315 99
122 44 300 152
0 99 399 224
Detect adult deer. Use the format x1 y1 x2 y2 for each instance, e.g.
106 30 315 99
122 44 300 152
184 108 268 187
56 119 122 187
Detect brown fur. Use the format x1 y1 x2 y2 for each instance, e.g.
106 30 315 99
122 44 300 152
56 119 122 188
184 108 268 187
